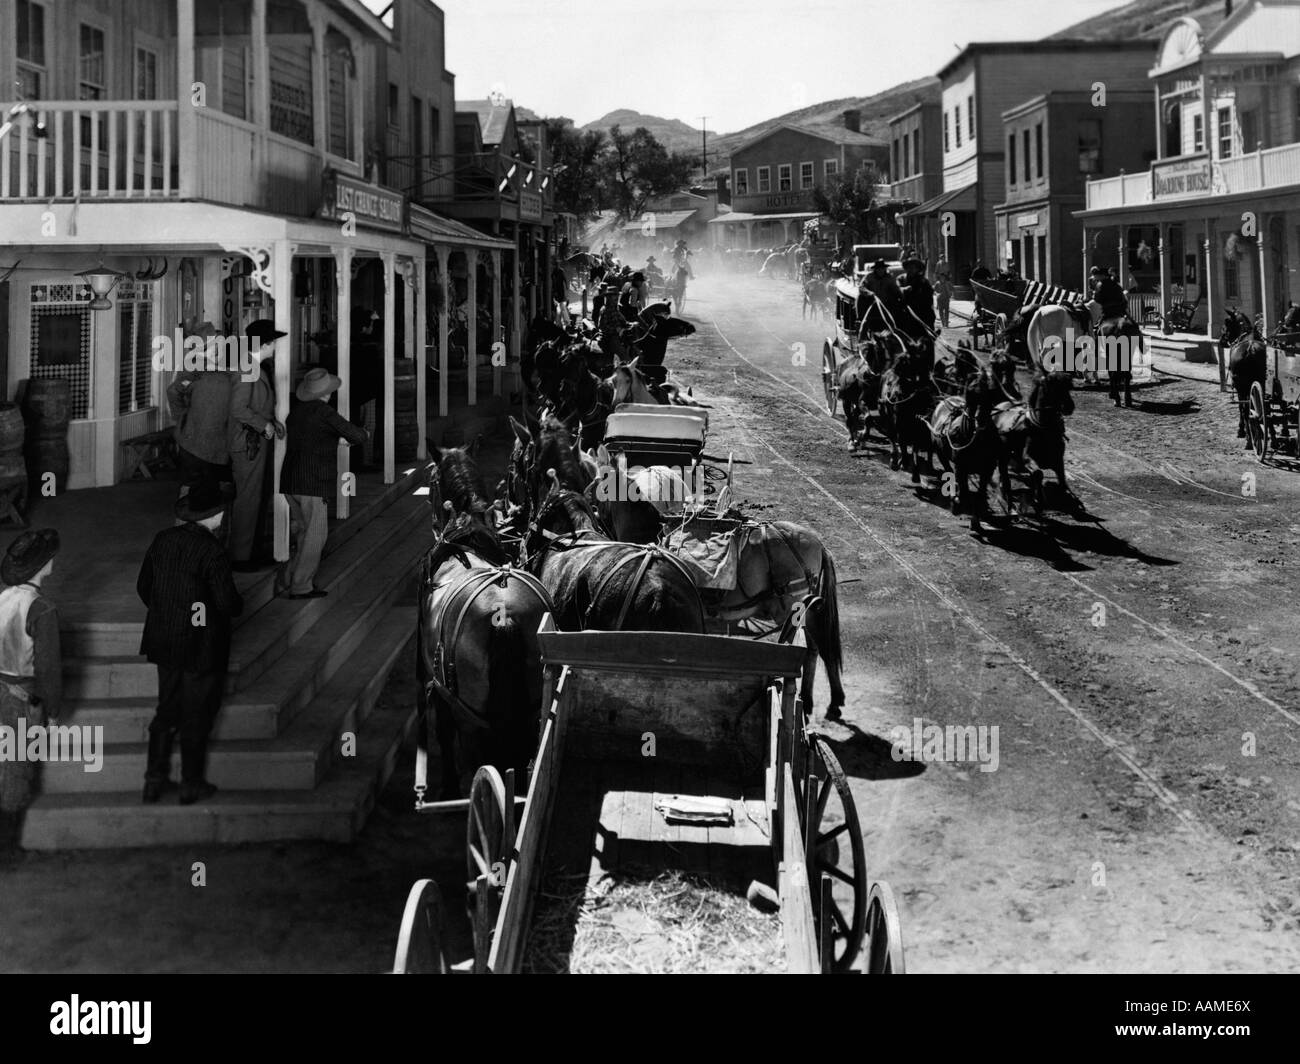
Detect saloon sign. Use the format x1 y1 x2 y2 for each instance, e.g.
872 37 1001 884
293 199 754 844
520 190 543 221
1152 156 1212 200
319 171 407 234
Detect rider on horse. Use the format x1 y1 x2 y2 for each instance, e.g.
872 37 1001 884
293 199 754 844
673 239 694 281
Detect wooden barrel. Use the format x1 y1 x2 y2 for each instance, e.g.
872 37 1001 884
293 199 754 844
27 437 69 493
23 379 71 437
0 404 25 454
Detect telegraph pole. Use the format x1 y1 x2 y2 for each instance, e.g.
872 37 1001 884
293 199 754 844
699 116 709 177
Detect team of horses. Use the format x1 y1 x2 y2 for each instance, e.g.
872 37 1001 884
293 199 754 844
415 296 847 799
835 296 1088 534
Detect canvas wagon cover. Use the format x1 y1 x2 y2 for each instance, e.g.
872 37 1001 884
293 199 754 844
662 516 751 590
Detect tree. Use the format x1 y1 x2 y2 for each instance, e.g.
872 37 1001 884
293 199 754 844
812 162 892 246
600 125 697 223
543 117 607 224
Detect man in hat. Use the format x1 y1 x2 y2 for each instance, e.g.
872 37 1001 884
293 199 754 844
619 272 647 321
166 325 235 495
279 368 369 599
673 239 694 280
860 258 905 336
898 256 936 371
137 485 242 804
0 529 62 854
227 320 286 572
644 255 664 294
934 255 953 329
1089 266 1128 322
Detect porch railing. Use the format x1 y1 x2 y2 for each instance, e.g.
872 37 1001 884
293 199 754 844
1086 141 1300 210
1 100 179 200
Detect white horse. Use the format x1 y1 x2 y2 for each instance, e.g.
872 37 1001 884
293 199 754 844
1025 301 1102 373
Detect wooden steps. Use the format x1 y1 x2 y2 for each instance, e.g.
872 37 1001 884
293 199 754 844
20 468 433 850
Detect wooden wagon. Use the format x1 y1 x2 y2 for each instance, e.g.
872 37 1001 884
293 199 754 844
1243 328 1300 461
392 619 906 974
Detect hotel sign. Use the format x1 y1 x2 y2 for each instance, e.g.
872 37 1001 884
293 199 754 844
1152 155 1212 200
1016 213 1039 229
319 171 407 233
520 190 543 221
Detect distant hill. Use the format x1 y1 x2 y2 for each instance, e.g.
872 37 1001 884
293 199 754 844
1047 0 1230 40
580 109 708 156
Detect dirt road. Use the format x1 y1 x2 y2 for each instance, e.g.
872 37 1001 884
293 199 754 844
669 272 1300 972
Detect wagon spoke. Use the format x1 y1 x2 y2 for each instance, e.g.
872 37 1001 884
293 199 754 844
817 860 857 888
829 901 851 937
817 820 850 847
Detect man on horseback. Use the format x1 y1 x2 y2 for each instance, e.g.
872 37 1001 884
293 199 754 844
1088 266 1138 407
618 272 647 321
673 239 694 280
644 255 664 294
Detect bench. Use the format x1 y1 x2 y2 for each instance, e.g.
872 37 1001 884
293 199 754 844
121 427 177 480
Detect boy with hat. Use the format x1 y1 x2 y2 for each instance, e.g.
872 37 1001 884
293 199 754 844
137 484 243 804
279 368 369 599
227 320 287 571
0 529 62 853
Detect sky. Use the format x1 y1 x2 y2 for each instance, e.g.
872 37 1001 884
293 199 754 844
361 0 1134 133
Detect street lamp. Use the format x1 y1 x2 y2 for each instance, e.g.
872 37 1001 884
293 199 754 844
76 263 125 311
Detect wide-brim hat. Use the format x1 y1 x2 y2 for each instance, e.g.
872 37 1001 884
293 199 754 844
296 367 343 402
871 258 889 270
246 319 288 346
2 528 60 585
174 482 232 523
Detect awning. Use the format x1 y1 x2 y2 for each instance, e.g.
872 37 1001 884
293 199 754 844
619 209 697 233
409 204 514 250
708 211 820 225
900 184 976 218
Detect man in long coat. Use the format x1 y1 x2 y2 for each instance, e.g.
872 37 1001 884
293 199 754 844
227 320 286 571
137 483 243 804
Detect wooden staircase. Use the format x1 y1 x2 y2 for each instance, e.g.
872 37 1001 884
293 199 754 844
20 471 433 850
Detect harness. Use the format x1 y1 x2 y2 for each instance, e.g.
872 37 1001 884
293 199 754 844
722 522 818 617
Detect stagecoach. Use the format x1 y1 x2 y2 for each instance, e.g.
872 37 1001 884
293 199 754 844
393 620 906 974
821 276 872 415
1242 326 1300 461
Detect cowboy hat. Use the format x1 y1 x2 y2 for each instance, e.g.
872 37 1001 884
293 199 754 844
245 319 288 346
871 258 889 271
174 482 232 523
2 528 59 586
296 367 343 402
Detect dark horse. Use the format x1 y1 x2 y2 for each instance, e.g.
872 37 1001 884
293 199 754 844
836 331 899 449
667 264 689 313
414 509 554 800
877 345 936 479
994 370 1077 516
928 366 1002 532
522 482 705 634
426 436 493 529
1228 333 1269 445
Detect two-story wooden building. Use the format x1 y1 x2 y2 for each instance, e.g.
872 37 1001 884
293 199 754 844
887 99 943 261
906 39 1156 289
1077 0 1300 337
993 90 1153 288
0 0 508 542
710 112 890 249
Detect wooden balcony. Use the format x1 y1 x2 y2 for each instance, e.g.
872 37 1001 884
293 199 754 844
1085 142 1300 210
0 98 361 214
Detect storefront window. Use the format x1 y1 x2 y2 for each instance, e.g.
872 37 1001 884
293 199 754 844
118 290 154 415
29 285 94 421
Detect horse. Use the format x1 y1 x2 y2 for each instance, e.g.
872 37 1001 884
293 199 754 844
836 331 898 450
414 509 555 800
521 481 706 634
610 358 692 407
802 277 833 320
507 414 593 525
667 264 689 312
1090 304 1142 408
426 436 494 529
1228 334 1268 444
928 366 1002 532
993 370 1077 516
622 311 696 373
877 346 936 479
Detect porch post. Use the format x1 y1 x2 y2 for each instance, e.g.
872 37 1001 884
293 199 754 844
1257 222 1271 337
435 245 450 422
272 240 293 561
309 9 328 167
1081 228 1090 291
1203 223 1214 340
512 240 523 380
176 0 197 197
1157 223 1169 323
403 256 416 456
467 248 479 406
491 249 503 384
1117 227 1128 288
334 246 353 518
252 0 268 175
416 251 427 459
381 250 396 485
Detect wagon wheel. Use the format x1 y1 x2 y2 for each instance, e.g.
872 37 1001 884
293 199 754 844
807 736 868 972
992 313 1008 350
822 341 839 415
391 879 448 974
864 881 906 974
465 764 510 963
1248 381 1270 461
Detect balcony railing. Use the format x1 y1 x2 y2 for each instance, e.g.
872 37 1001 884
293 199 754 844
1086 142 1300 210
1 100 179 199
1 98 362 213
